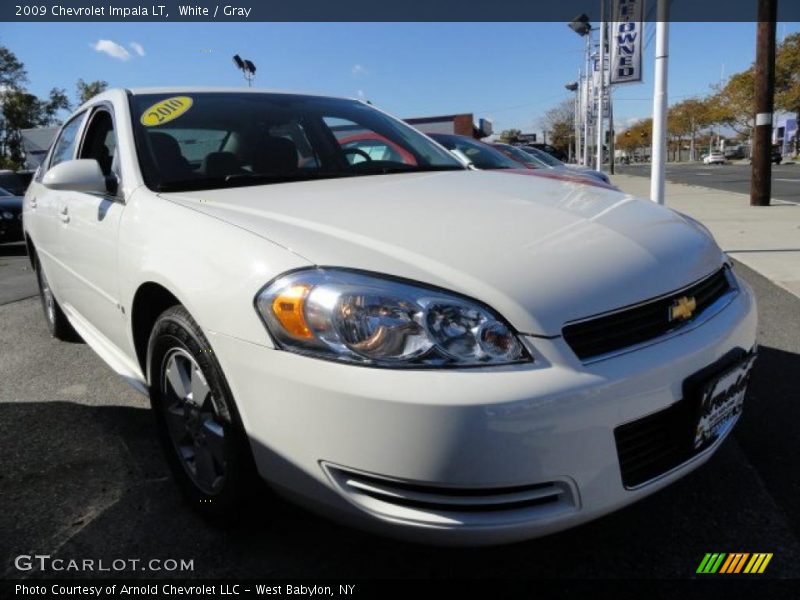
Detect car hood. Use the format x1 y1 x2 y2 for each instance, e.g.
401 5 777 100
161 170 725 335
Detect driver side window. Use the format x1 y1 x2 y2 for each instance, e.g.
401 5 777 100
79 108 118 177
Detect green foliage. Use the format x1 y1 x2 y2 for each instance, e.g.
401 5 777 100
497 128 522 143
76 79 109 105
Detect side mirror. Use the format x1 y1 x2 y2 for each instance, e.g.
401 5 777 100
43 159 108 194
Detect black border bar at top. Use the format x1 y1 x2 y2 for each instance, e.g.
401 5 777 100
2 0 799 23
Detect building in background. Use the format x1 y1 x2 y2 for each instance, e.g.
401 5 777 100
773 113 798 156
404 114 492 139
20 127 58 170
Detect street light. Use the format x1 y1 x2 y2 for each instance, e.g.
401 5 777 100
568 14 592 37
233 54 257 87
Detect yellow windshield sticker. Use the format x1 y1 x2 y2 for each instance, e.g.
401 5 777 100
140 96 193 126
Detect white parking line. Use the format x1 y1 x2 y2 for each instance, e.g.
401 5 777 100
775 178 800 182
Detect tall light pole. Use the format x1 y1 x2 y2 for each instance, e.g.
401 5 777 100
566 81 580 163
595 0 606 172
568 14 593 167
650 0 669 205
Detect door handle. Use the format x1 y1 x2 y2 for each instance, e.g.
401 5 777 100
29 197 37 209
60 206 70 223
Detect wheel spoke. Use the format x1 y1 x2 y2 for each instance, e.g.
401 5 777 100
190 368 211 407
165 356 190 400
194 441 219 490
201 419 226 467
164 402 189 443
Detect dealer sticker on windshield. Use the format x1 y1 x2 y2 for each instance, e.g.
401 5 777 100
694 354 756 449
140 96 193 126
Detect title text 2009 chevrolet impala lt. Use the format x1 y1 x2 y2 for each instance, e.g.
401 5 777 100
23 88 756 545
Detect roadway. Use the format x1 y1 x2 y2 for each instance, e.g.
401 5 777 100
616 162 800 205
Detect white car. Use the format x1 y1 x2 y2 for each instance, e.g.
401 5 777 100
24 88 757 545
703 151 727 165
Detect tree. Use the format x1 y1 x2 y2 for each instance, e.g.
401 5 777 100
0 46 27 90
0 45 71 168
668 98 712 161
539 100 575 156
497 128 522 143
76 79 109 105
1 87 70 167
615 118 652 161
706 69 755 138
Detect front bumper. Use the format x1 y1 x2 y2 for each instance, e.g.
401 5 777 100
208 275 757 545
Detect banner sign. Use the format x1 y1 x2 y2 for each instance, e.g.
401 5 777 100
610 0 645 84
589 55 609 117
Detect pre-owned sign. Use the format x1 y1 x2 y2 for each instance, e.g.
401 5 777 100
610 0 644 84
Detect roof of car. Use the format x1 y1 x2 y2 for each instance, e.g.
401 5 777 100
126 86 352 100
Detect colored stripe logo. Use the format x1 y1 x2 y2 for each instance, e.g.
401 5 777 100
696 553 773 574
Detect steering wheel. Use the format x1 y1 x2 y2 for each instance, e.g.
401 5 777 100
342 147 372 163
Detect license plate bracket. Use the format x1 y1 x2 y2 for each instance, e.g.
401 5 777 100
692 352 756 450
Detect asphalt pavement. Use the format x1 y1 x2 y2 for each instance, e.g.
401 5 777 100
617 162 800 205
2 242 800 581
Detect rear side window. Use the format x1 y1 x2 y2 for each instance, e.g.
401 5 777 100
49 113 85 170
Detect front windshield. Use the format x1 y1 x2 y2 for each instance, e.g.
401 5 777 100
129 92 464 192
431 135 522 170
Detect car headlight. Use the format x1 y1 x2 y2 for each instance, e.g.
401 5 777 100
255 268 530 367
1 211 13 220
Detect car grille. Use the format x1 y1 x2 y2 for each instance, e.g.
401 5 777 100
324 464 576 526
614 401 695 488
562 267 733 362
614 348 750 488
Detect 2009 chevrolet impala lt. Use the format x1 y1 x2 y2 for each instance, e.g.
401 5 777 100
23 88 757 545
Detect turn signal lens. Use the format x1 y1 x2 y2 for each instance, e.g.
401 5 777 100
271 285 313 339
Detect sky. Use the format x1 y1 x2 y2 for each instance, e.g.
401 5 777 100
1 21 799 136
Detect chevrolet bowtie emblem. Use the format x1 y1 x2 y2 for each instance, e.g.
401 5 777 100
669 296 697 322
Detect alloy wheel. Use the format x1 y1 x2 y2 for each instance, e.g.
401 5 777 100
160 347 227 495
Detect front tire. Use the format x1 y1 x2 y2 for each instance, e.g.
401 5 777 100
147 305 259 519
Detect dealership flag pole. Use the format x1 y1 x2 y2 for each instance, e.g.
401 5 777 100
650 0 669 205
583 35 592 167
596 0 606 172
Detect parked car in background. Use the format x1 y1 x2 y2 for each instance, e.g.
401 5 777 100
430 134 615 190
747 147 784 165
526 142 568 162
25 88 756 545
0 186 23 244
703 151 727 165
723 147 745 160
491 142 549 169
520 145 612 185
0 170 34 196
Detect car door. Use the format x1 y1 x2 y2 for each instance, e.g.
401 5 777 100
29 111 88 296
55 104 128 351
